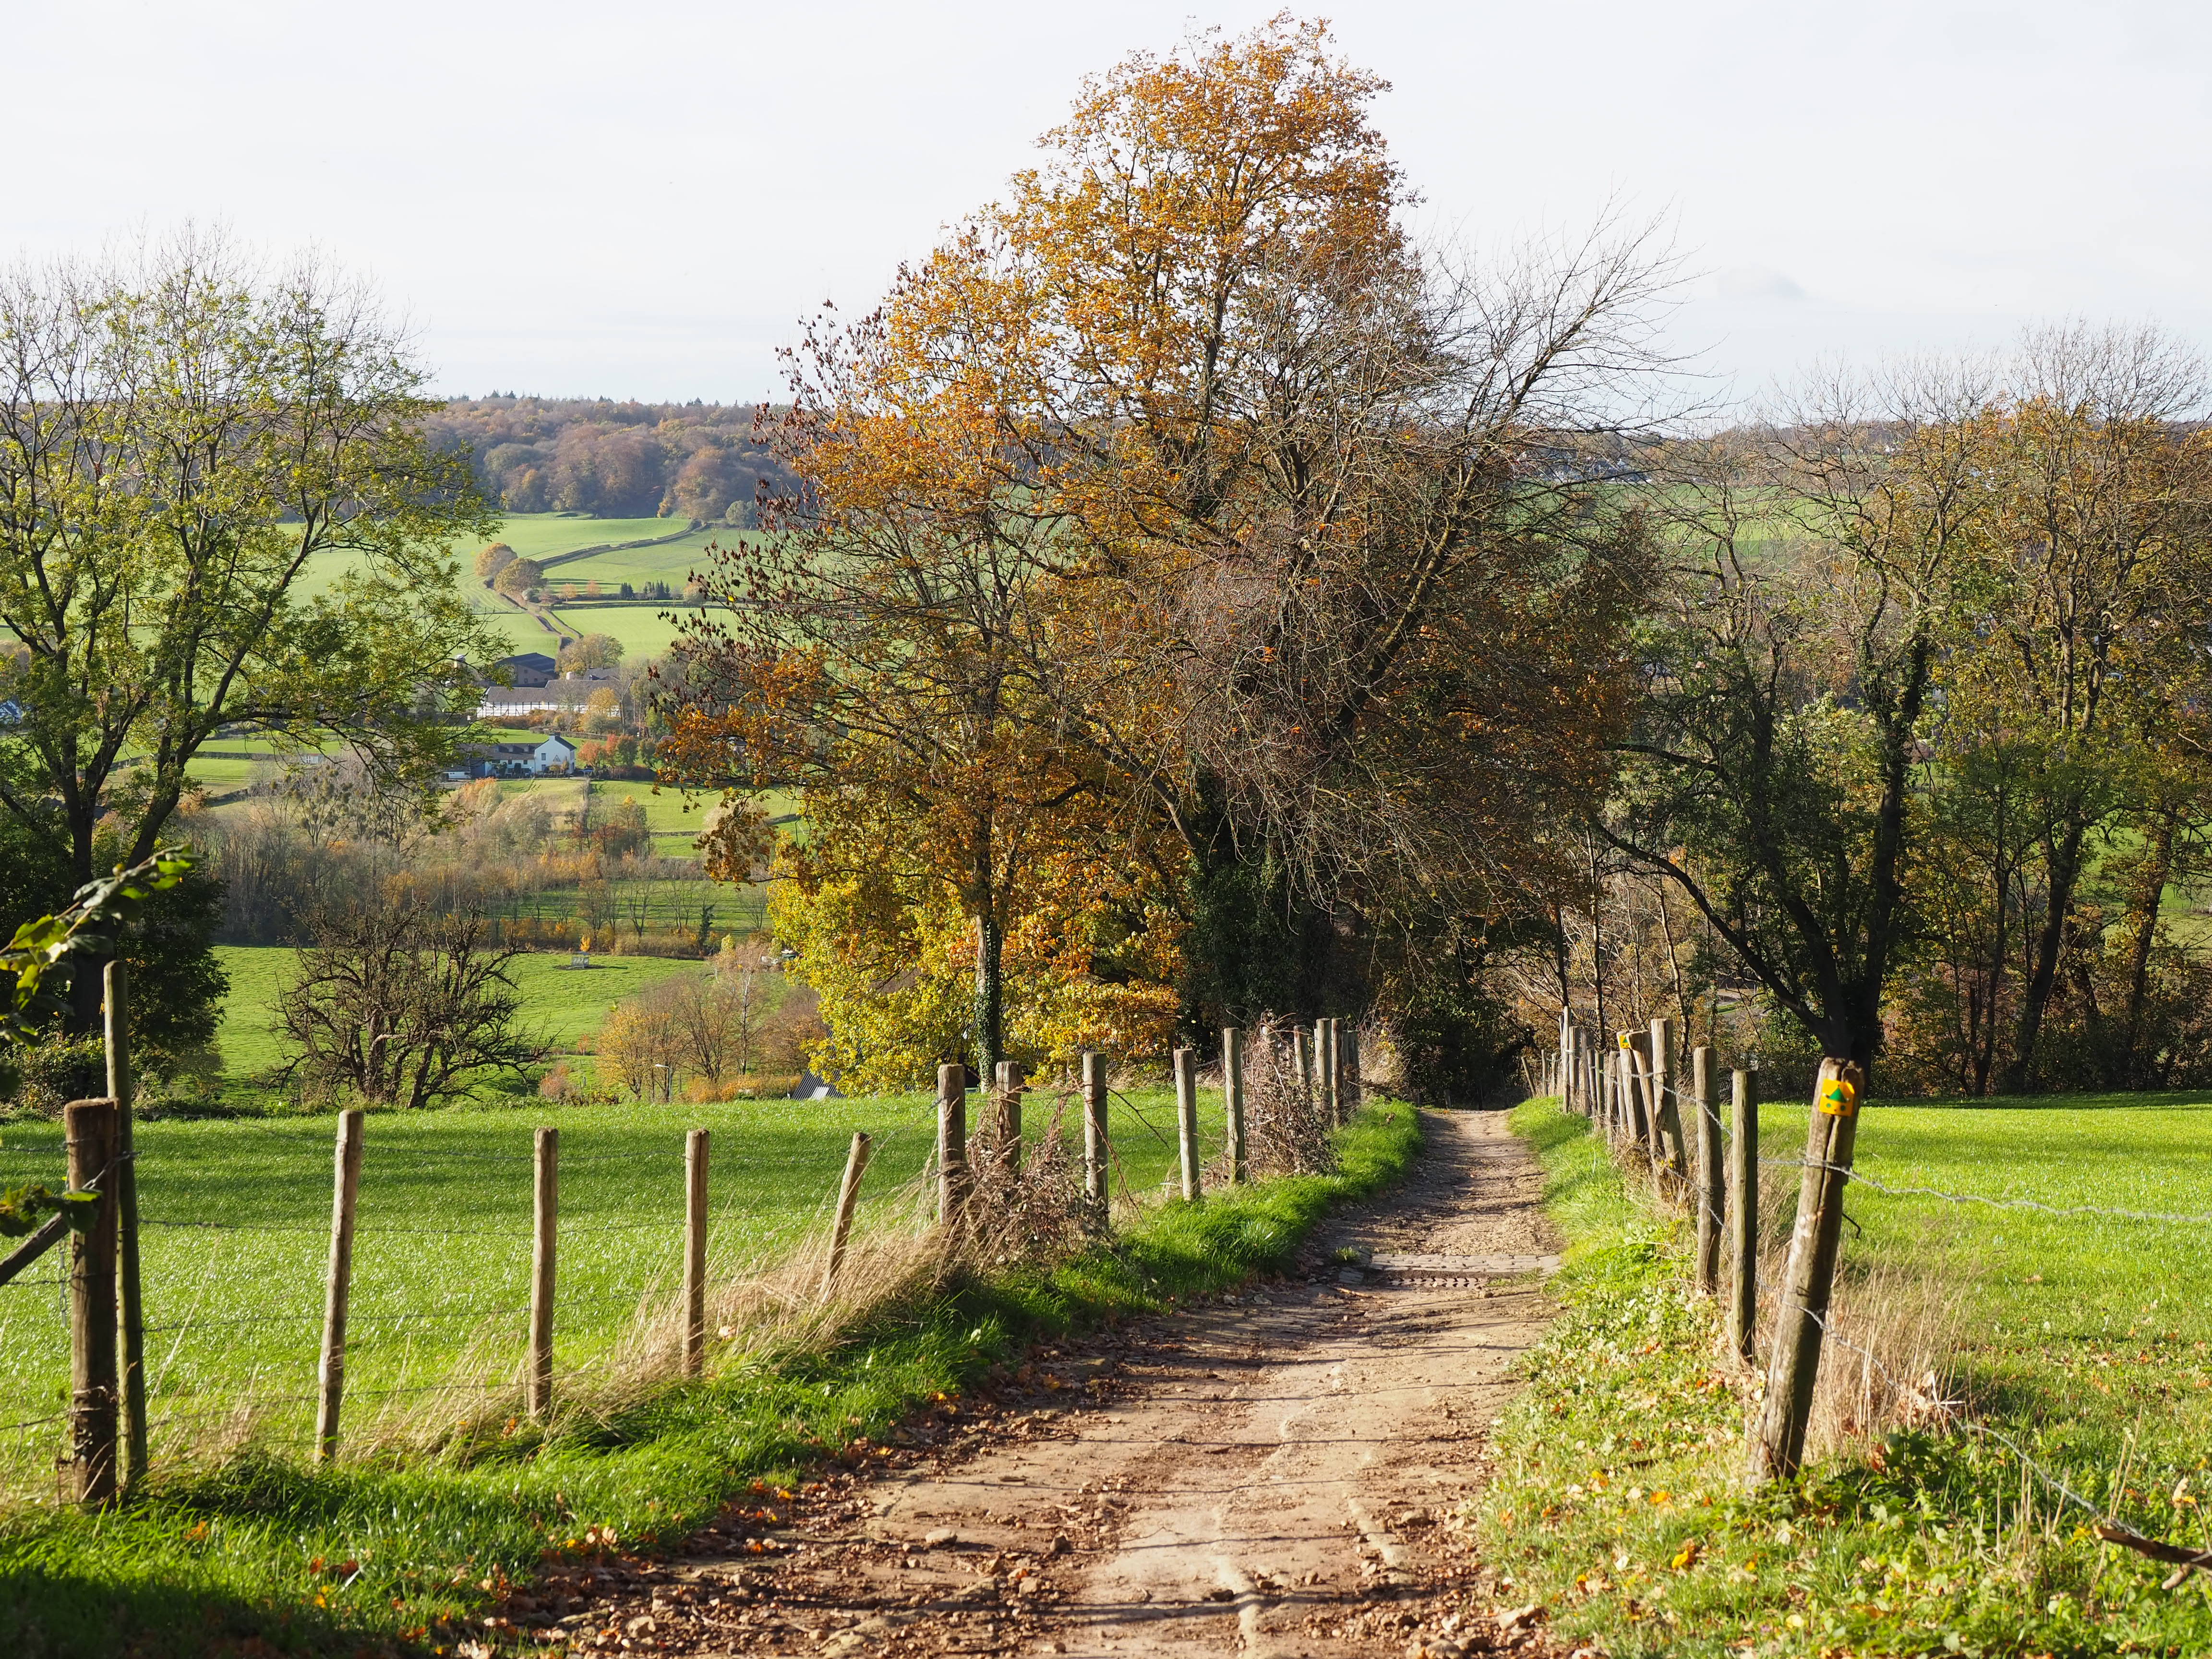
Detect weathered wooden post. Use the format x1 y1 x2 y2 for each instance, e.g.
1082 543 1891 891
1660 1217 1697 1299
1612 1048 1631 1145
994 1059 1024 1178
1342 1022 1361 1114
1728 1068 1759 1366
1621 1033 1652 1151
1321 1019 1341 1124
1222 1028 1247 1184
1294 1025 1314 1107
314 1108 366 1458
1693 1047 1722 1294
682 1129 709 1378
1749 1058 1863 1484
819 1131 873 1300
65 1098 119 1504
104 962 147 1493
937 1063 969 1228
1174 1047 1201 1201
1649 1016 1688 1189
1080 1052 1108 1217
527 1125 556 1419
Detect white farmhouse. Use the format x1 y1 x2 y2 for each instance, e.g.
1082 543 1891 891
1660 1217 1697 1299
532 733 577 772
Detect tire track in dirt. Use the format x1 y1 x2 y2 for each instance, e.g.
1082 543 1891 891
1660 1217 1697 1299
519 1107 1569 1659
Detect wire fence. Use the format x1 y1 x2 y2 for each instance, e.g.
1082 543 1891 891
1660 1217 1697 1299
0 1074 1261 1499
1541 1033 2212 1575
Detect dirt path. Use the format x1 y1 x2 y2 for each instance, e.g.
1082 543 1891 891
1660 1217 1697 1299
523 1108 1568 1659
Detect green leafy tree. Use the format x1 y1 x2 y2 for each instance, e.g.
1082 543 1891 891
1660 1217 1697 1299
1611 381 1997 1072
0 232 498 1028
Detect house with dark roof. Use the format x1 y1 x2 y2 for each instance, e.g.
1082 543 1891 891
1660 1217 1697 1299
493 653 558 688
457 733 578 777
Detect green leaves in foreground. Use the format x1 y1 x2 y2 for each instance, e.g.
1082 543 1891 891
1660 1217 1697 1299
0 1184 97 1238
0 849 195 1040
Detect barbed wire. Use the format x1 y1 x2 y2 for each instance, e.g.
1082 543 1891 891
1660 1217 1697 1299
1756 1157 2212 1229
141 1290 652 1334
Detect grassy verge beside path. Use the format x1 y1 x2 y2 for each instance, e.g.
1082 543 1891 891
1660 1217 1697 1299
1479 1096 2212 1658
0 1099 1419 1657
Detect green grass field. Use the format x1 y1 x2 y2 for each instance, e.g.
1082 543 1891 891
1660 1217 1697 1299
0 1081 1237 1498
551 528 729 585
0 1100 1415 1658
473 514 692 565
211 946 704 1075
1486 1093 2212 1657
545 602 697 658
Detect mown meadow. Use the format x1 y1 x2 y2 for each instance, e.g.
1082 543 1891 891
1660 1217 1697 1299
1483 1092 2212 1656
0 1083 1234 1499
0 1094 1416 1658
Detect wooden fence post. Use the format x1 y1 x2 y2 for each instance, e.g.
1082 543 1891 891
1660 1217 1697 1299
1080 1052 1108 1217
1693 1046 1722 1294
313 1108 365 1460
819 1132 873 1301
1621 1034 1651 1151
1749 1058 1863 1484
682 1129 709 1379
528 1126 556 1419
1294 1025 1314 1107
1342 1022 1361 1114
1222 1028 1247 1184
1728 1069 1759 1366
65 1098 119 1505
1173 1047 1200 1201
104 962 147 1494
1649 1016 1688 1188
937 1063 968 1228
994 1060 1023 1177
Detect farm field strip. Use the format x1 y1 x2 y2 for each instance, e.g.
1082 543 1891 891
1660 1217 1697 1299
0 1086 1223 1498
543 603 695 657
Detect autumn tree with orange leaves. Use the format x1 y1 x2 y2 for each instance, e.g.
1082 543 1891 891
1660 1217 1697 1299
664 16 1676 1095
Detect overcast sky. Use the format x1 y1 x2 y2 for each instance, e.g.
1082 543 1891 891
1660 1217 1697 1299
13 0 2211 406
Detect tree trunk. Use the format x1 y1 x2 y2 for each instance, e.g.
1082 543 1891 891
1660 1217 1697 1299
65 808 105 1037
973 904 1003 1091
2004 817 2087 1093
2118 809 2176 1088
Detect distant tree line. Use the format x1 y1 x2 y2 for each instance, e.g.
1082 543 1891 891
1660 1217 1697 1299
424 397 798 523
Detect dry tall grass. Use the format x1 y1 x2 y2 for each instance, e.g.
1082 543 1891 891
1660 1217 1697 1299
332 1108 1119 1463
1748 1163 1975 1458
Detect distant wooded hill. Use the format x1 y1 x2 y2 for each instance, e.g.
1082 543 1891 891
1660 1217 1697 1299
425 397 797 523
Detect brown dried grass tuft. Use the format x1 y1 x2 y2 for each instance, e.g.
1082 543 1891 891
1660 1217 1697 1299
340 1102 1117 1460
1235 1018 1338 1180
1745 1206 1976 1460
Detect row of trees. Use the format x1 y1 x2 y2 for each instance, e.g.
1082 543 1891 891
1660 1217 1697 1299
5 24 2206 1103
1594 338 2212 1094
424 397 795 522
657 18 2212 1101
